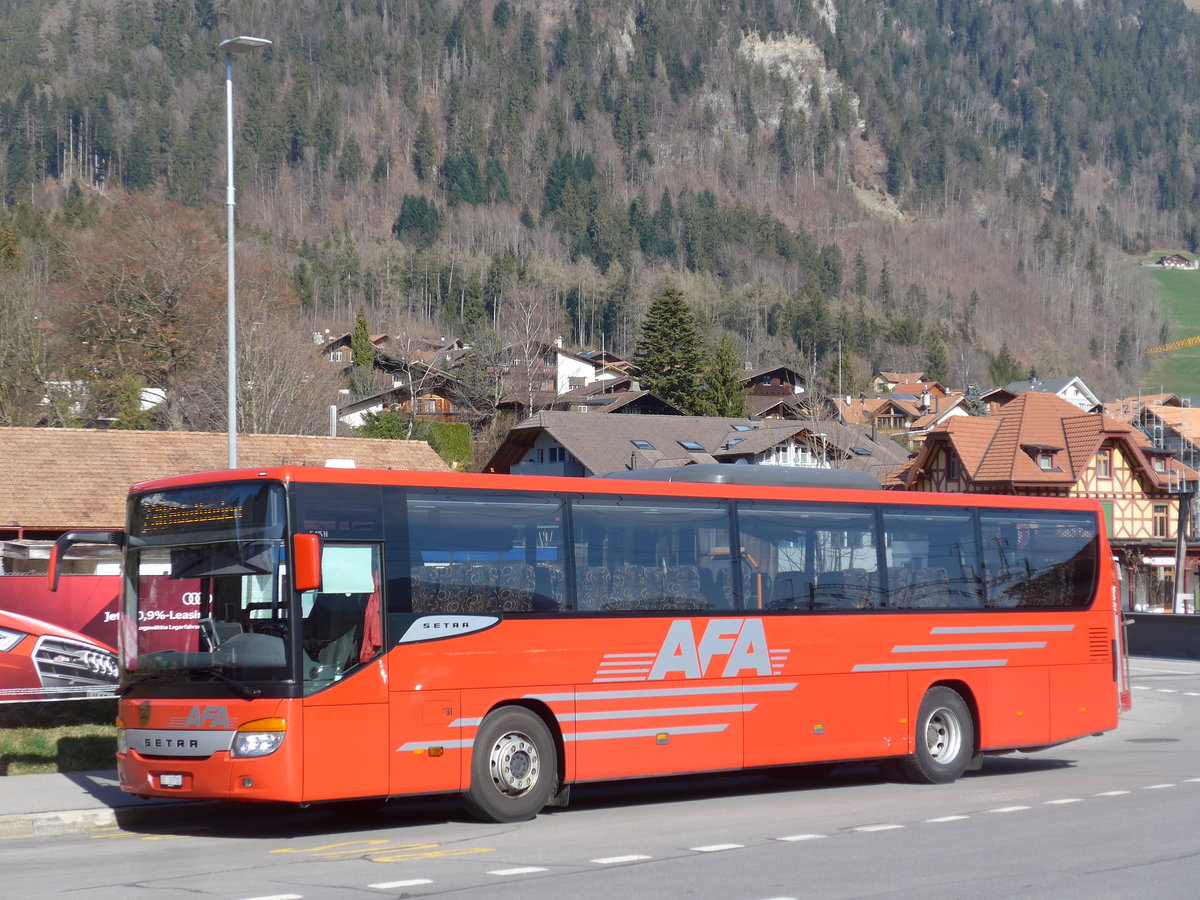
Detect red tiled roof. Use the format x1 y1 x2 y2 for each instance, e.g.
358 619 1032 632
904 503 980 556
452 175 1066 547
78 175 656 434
897 393 1196 490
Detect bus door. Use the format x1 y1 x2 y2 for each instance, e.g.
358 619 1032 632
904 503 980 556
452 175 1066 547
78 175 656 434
299 543 389 803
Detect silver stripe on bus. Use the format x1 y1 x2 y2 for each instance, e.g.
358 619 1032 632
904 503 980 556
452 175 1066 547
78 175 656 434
853 659 1008 672
892 642 1047 652
396 739 473 751
565 724 730 741
930 625 1075 634
559 704 755 722
526 683 799 702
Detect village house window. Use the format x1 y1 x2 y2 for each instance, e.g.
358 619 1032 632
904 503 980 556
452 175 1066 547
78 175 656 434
947 455 959 480
1154 503 1169 538
1153 456 1167 473
1038 452 1054 470
1097 449 1112 479
329 351 344 362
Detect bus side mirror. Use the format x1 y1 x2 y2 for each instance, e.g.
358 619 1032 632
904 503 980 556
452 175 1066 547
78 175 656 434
48 530 125 592
292 533 323 592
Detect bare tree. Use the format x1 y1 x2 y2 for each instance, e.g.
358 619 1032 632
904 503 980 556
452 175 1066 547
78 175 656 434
55 193 224 429
498 284 559 415
0 270 54 425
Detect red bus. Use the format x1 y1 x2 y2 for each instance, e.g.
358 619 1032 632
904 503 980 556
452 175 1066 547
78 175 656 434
52 464 1129 822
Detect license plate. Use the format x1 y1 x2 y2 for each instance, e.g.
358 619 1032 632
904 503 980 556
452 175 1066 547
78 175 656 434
159 773 184 789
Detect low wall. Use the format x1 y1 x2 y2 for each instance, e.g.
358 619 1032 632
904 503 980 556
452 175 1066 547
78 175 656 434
1127 612 1200 660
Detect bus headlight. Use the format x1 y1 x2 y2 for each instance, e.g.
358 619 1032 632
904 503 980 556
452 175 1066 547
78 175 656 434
115 717 128 755
231 717 287 758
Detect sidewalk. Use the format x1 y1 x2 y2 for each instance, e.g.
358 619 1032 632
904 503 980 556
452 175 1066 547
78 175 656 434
0 769 207 839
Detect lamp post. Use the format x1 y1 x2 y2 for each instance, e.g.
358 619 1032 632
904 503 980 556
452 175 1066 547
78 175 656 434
219 35 272 469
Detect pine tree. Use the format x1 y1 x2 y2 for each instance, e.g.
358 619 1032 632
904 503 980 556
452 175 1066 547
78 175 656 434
632 285 703 413
695 334 748 416
350 308 376 396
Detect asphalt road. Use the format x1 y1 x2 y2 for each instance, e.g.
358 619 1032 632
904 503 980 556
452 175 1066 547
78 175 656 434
3 657 1198 899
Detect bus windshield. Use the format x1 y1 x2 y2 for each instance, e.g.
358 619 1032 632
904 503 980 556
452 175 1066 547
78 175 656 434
124 483 290 687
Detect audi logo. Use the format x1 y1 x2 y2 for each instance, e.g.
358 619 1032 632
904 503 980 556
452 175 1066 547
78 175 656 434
82 651 119 679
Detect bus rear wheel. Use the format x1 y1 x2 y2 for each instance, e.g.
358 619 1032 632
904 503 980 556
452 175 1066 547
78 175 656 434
893 687 974 784
464 707 558 823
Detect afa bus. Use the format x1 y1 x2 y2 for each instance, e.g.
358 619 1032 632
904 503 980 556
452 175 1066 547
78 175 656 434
51 464 1130 823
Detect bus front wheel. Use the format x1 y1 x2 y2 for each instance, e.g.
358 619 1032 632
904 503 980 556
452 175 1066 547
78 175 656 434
893 687 974 784
465 707 559 822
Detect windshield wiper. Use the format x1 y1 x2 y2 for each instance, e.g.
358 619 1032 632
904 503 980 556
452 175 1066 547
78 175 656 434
206 667 262 699
116 672 169 696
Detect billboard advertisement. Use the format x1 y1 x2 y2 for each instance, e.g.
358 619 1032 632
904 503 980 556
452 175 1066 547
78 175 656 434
0 576 120 703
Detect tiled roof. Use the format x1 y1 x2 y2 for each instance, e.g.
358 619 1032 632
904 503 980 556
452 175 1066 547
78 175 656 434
1105 394 1184 422
1143 404 1200 441
487 411 911 477
0 428 447 532
894 393 1196 490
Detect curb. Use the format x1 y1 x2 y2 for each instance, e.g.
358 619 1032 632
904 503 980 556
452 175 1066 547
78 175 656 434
0 808 121 839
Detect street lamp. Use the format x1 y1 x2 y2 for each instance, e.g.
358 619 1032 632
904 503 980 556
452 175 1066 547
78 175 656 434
219 35 272 469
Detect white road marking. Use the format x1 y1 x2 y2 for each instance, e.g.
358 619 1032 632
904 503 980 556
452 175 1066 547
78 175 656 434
854 824 903 832
926 815 969 822
774 834 827 841
988 806 1031 813
1145 783 1176 789
369 880 433 889
690 843 744 852
489 867 547 876
1097 790 1130 796
1044 798 1082 805
591 855 652 864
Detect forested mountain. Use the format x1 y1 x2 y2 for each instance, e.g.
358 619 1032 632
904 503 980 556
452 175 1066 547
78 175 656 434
2 0 1198 430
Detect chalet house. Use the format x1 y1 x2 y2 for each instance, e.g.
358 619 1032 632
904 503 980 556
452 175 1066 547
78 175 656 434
485 411 910 479
1157 253 1196 269
739 365 812 419
316 330 390 364
873 371 928 393
339 354 489 428
544 377 685 415
1001 376 1101 413
886 392 1198 612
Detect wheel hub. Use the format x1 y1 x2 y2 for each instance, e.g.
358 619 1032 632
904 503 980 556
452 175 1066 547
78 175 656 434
490 731 541 796
925 708 961 761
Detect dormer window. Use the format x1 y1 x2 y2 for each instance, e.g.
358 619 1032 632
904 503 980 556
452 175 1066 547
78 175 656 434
1154 456 1167 473
1022 442 1063 473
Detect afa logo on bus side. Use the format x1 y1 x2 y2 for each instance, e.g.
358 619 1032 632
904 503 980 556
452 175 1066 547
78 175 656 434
650 618 781 679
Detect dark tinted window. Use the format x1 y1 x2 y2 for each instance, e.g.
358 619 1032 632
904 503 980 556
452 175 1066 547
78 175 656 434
570 496 733 611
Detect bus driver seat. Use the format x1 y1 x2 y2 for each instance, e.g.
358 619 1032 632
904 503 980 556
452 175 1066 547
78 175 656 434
306 593 365 672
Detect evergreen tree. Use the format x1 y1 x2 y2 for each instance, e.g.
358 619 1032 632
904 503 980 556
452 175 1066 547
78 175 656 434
350 308 376 396
413 110 437 182
695 334 748 416
987 343 1023 387
632 285 703 413
392 195 443 247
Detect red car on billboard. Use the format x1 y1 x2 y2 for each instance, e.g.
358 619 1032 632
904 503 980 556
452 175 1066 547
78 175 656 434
0 609 118 702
